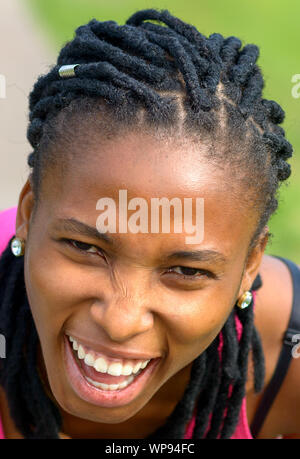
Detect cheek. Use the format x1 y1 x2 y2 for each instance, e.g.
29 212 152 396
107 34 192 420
159 285 236 367
24 246 106 343
168 286 233 337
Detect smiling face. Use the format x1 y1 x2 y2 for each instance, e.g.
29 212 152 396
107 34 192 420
15 129 268 432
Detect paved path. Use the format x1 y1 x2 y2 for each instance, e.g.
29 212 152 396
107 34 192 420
0 0 54 211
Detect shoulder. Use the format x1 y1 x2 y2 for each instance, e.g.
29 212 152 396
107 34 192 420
246 253 300 437
253 254 294 351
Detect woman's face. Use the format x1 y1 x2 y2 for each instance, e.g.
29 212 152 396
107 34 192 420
16 130 266 425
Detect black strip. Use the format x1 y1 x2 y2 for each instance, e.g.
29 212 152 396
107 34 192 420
251 273 262 291
250 255 300 438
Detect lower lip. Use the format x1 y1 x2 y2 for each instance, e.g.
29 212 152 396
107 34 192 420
63 335 162 408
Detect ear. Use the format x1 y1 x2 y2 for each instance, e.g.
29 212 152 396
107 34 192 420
15 176 35 241
237 225 270 297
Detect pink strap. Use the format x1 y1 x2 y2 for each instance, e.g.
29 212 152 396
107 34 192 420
0 413 4 439
0 206 17 256
184 291 257 439
0 206 18 439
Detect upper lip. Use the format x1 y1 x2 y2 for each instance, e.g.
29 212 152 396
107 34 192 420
65 333 161 361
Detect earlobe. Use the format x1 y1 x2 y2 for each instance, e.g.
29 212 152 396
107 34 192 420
15 177 35 240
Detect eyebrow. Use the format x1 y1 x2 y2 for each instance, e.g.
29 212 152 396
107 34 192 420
163 250 227 265
52 218 227 265
52 218 114 245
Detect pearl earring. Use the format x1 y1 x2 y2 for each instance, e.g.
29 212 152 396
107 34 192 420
11 237 25 257
236 290 252 309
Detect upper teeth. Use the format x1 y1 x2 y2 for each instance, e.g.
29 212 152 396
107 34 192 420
68 335 151 376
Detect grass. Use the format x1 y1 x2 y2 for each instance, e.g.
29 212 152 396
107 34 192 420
26 0 300 262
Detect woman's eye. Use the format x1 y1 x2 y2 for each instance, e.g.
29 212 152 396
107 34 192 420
65 239 105 257
166 266 210 279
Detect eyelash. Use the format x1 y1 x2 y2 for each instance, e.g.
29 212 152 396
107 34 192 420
165 266 210 280
63 239 106 259
62 239 211 280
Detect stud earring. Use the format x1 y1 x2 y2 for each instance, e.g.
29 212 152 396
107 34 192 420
11 237 26 257
236 290 252 309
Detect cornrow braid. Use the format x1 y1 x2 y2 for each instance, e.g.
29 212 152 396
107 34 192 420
0 8 293 438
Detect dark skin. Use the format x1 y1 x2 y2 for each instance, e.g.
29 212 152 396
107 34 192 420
0 131 299 438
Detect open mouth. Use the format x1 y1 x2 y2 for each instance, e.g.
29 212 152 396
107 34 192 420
63 334 162 408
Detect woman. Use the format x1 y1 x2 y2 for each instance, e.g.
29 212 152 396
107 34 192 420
0 8 299 439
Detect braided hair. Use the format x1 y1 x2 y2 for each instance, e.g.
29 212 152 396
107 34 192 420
0 8 293 438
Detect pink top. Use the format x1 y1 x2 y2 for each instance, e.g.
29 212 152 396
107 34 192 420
183 300 255 439
0 206 18 439
0 206 253 439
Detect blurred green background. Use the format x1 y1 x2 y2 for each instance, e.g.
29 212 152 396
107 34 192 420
27 0 300 262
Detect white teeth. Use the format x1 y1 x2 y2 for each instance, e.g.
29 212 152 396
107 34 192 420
84 353 94 367
85 375 134 391
132 362 142 374
107 362 123 377
107 384 119 390
77 345 85 359
140 360 150 369
68 335 152 375
118 379 132 389
122 363 134 376
94 357 108 373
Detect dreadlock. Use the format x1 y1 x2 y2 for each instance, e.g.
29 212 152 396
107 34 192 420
0 8 293 438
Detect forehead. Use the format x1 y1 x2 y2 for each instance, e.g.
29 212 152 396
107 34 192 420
39 131 257 259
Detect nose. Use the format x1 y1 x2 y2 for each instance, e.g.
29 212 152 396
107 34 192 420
89 276 155 342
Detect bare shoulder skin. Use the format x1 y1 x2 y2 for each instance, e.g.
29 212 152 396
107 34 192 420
246 253 300 439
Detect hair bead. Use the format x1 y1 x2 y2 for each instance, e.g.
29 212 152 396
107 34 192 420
58 64 79 78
